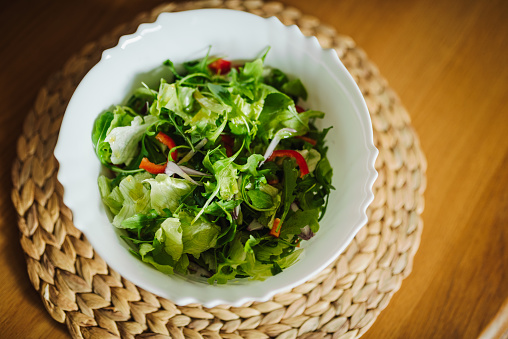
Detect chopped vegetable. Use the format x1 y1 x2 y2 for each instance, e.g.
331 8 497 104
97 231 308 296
92 51 333 284
267 150 310 177
139 157 166 174
155 132 178 161
270 218 282 237
295 135 317 146
208 58 232 74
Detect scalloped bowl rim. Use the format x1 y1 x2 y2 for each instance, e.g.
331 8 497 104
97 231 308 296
54 9 378 308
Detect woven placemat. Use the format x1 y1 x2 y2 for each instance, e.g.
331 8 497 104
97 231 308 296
11 1 426 338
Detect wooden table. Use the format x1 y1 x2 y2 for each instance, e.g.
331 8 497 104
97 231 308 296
1 0 507 338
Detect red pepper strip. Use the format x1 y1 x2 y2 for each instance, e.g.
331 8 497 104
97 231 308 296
295 105 305 113
155 132 178 161
270 218 282 238
221 134 234 157
267 150 310 178
295 135 317 146
208 59 232 75
139 157 166 174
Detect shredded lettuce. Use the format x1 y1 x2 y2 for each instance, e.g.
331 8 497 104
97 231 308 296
143 174 192 214
156 218 183 261
106 115 158 165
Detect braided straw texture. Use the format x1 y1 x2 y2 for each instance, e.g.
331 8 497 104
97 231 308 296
11 1 426 338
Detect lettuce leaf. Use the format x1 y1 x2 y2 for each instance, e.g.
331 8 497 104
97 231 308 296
156 82 195 121
98 175 123 214
155 218 183 261
143 174 193 214
258 92 324 140
203 150 239 201
138 243 175 275
180 212 220 257
112 172 152 227
105 115 158 165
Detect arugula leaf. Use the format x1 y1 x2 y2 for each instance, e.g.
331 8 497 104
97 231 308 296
244 235 261 254
216 220 237 247
163 59 183 79
263 68 288 90
183 51 211 75
255 241 287 262
234 154 264 176
281 78 308 100
247 190 273 209
240 58 264 83
280 209 320 238
204 199 242 216
92 111 114 149
126 87 157 113
208 234 246 284
120 209 162 231
277 248 303 269
207 83 233 106
280 158 298 223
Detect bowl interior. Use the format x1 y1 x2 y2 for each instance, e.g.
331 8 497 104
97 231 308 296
54 9 377 307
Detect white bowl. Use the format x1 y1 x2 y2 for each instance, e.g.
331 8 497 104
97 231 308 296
54 9 378 308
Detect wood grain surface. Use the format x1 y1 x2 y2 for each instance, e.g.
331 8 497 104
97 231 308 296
1 0 507 338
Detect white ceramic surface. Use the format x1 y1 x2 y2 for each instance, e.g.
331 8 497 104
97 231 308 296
54 9 378 308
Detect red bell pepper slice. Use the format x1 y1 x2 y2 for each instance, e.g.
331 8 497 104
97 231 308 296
267 150 310 178
155 132 178 161
208 59 232 75
295 135 317 146
139 157 166 174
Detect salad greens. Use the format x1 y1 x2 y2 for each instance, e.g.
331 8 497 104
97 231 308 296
92 51 334 283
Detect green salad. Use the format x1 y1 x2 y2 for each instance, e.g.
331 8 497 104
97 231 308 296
92 51 334 284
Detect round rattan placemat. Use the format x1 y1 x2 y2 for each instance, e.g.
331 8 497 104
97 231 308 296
11 1 426 338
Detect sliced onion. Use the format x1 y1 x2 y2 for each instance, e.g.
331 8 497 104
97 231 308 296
232 175 242 220
165 161 202 186
179 165 211 177
259 128 297 167
178 138 208 165
232 205 241 220
298 225 314 240
247 219 264 231
290 202 300 212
